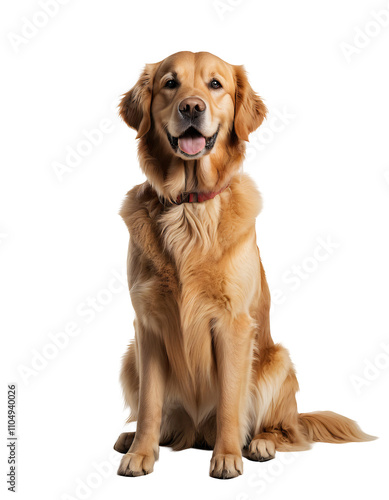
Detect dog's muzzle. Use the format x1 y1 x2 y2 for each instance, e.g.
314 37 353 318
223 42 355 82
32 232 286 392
167 126 219 157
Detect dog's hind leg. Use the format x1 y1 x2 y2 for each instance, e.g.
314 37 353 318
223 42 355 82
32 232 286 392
246 345 311 462
114 432 135 454
113 340 139 454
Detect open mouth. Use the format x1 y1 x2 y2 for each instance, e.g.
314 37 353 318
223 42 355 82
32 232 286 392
167 126 219 157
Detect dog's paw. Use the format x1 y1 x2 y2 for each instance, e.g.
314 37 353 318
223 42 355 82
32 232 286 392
246 438 275 462
117 452 155 477
113 432 135 454
209 453 243 479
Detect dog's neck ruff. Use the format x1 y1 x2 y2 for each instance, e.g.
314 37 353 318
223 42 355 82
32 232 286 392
161 184 229 206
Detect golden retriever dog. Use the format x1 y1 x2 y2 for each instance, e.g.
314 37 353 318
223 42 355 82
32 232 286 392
114 51 374 479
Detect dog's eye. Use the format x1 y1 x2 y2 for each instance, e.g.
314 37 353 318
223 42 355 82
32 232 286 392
210 79 222 89
165 79 178 89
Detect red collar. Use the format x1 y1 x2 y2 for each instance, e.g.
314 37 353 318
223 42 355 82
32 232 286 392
171 184 229 205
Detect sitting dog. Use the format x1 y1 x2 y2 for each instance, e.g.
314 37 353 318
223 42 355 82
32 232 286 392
114 51 374 479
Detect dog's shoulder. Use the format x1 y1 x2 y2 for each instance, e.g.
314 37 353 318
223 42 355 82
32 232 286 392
120 181 161 231
218 174 262 245
229 173 263 220
120 182 178 289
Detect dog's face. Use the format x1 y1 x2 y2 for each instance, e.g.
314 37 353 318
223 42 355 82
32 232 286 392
151 52 236 160
120 51 267 195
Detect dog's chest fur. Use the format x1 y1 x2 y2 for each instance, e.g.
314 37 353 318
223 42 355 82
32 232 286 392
121 174 262 405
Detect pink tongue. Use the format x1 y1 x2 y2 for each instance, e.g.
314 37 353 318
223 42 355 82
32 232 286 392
178 136 206 155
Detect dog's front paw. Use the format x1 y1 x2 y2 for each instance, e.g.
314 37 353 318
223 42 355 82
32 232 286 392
209 453 243 479
117 452 155 477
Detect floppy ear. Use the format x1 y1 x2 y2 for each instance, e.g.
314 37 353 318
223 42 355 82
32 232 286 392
119 63 159 139
233 65 267 142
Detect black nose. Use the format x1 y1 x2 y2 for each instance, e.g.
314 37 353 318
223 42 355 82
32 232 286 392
178 97 206 120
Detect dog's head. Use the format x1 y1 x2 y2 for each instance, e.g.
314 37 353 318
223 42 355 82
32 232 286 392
120 51 267 198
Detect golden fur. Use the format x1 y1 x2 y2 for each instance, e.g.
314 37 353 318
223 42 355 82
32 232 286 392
114 51 375 479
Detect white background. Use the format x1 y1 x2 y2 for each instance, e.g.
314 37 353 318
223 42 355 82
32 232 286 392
1 0 388 499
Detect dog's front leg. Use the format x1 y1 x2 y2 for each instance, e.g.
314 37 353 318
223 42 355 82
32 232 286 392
210 314 253 479
118 326 165 476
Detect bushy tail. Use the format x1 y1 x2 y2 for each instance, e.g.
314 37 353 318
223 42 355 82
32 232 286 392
299 411 377 444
